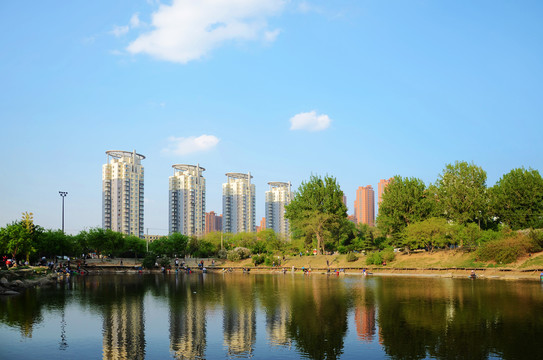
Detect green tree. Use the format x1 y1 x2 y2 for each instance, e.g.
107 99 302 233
0 219 36 262
35 229 70 258
377 176 434 236
491 167 543 230
404 217 450 252
124 235 147 257
435 161 488 226
285 175 347 254
169 232 189 256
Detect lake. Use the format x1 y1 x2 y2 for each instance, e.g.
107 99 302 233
1 272 542 359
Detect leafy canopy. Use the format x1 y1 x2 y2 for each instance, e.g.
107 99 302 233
285 174 347 254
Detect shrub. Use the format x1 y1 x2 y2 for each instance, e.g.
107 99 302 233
227 247 252 262
382 248 396 263
337 245 348 254
159 256 171 267
346 252 358 262
227 250 241 262
476 234 536 264
366 252 383 265
142 254 157 269
217 249 227 259
252 254 265 266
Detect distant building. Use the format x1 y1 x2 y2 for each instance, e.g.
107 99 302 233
102 150 145 237
169 164 206 237
205 211 223 234
354 185 375 226
347 214 356 223
143 234 165 243
265 182 292 238
223 172 256 233
378 178 393 205
256 217 266 233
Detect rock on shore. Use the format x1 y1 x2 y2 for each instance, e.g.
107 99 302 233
0 272 57 296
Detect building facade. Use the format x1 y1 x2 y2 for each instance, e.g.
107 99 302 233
205 211 223 234
354 185 375 227
102 150 145 237
169 164 206 237
378 178 393 205
222 173 256 233
265 182 292 238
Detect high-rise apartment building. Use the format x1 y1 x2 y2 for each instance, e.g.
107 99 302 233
256 217 266 233
354 185 375 227
205 211 222 234
378 178 393 205
265 182 292 238
222 172 256 233
102 150 145 237
169 164 206 237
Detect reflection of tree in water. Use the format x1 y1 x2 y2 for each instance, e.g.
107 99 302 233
286 277 348 360
0 288 44 338
376 278 543 360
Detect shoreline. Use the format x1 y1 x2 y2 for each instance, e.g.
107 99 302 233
78 264 543 281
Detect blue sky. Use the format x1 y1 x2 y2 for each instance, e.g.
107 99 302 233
1 0 542 235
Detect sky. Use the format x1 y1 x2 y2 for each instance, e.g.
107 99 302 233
1 0 542 235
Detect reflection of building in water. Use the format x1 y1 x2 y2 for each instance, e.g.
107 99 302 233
355 305 376 342
266 306 291 348
169 290 206 359
223 305 256 356
102 297 145 360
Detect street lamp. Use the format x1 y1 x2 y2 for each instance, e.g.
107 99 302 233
59 191 68 233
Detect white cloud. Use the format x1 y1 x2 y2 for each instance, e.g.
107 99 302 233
126 0 285 63
290 111 332 131
111 25 130 37
130 13 142 28
111 13 143 37
162 134 220 155
264 29 281 42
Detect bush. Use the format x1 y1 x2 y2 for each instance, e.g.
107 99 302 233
142 254 157 269
217 249 227 259
337 245 348 254
366 252 383 265
226 247 252 262
252 254 265 266
227 250 241 262
476 235 536 264
382 248 396 263
159 256 171 267
346 252 358 262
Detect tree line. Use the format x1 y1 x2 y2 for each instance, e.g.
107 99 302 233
284 162 543 262
2 161 542 266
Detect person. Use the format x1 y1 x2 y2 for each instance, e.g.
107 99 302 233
120 260 123 266
175 258 179 268
540 272 543 281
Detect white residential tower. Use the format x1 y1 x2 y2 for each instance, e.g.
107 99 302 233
222 173 256 233
169 164 206 237
102 150 145 237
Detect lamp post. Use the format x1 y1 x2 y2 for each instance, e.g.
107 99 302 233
59 191 68 233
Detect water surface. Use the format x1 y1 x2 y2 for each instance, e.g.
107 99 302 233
1 273 542 359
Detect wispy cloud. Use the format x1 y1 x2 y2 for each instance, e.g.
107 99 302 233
126 0 286 63
111 25 130 37
162 135 220 155
111 13 144 37
290 111 332 131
